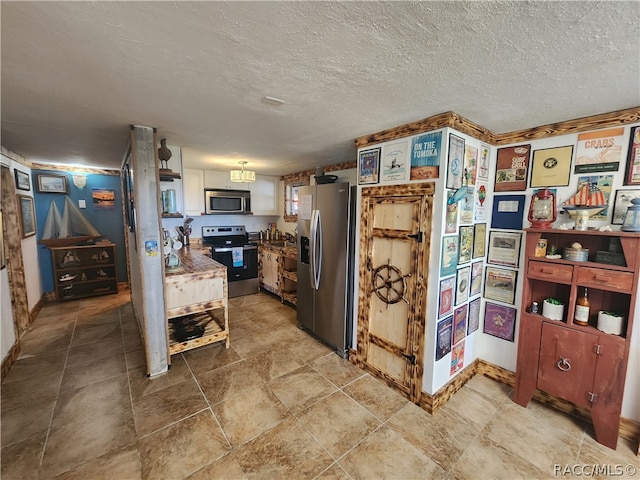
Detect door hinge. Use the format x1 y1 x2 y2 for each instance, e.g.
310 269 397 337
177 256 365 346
587 392 597 405
594 344 602 355
407 231 423 243
401 353 416 365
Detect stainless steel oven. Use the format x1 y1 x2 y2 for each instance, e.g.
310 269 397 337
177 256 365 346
202 225 259 297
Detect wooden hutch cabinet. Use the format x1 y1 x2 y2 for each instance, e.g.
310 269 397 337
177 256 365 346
513 228 639 450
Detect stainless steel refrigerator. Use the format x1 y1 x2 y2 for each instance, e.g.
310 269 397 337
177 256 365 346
297 182 352 357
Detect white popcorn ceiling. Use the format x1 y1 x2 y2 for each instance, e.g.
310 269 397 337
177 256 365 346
1 1 638 173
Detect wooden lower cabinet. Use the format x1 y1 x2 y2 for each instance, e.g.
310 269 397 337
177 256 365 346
49 243 118 300
259 244 297 306
514 229 639 450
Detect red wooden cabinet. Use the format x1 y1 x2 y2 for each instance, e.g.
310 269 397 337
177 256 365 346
514 229 639 450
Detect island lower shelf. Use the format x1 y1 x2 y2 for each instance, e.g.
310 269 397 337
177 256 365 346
165 248 229 354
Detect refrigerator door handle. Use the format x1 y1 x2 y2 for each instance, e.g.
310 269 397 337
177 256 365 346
309 209 318 290
315 209 323 289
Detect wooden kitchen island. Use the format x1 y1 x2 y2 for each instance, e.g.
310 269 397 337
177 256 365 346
164 247 229 355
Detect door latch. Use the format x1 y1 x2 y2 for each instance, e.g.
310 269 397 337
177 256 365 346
407 231 423 243
401 353 416 365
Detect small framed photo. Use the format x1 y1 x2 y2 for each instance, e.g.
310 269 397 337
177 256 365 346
487 230 522 268
472 223 486 258
467 297 481 335
483 302 517 342
470 261 483 297
14 170 31 191
358 148 381 185
478 144 490 181
612 189 640 224
624 125 640 185
436 316 453 361
455 265 470 305
36 174 68 194
494 144 530 192
484 266 518 304
447 134 465 190
17 194 36 238
530 145 573 188
440 235 459 277
453 304 468 346
458 225 474 264
438 276 455 319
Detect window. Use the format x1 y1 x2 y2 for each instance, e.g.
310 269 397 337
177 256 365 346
282 173 310 223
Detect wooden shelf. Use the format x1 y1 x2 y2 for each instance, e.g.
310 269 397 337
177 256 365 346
161 213 184 218
159 170 181 181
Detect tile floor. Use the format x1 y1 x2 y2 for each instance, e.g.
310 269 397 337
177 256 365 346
1 291 638 479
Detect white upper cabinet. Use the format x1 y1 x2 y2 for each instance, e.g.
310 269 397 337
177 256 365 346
250 175 278 215
183 168 205 216
204 170 233 189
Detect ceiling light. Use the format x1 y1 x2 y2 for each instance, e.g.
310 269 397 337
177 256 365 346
230 161 256 183
261 96 285 106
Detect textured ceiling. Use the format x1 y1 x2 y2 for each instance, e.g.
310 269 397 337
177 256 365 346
2 1 639 175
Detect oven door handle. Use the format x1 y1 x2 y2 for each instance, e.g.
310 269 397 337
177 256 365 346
212 245 257 253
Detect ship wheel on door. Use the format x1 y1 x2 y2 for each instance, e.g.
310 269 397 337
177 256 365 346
357 184 434 402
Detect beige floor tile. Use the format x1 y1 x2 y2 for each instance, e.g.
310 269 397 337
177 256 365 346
482 401 582 473
1 370 62 411
0 432 46 480
1 394 56 447
387 401 480 471
123 332 142 352
54 442 142 480
246 346 306 382
138 410 230 480
3 350 67 384
315 462 352 480
440 382 501 430
125 348 147 371
285 334 333 364
198 359 265 406
297 391 380 459
186 453 247 480
309 353 366 388
60 350 127 392
66 335 124 368
343 374 409 421
339 425 446 480
449 434 548 480
268 365 338 414
40 375 136 478
212 384 290 447
132 377 208 437
69 321 122 348
18 329 73 356
578 431 640 478
231 331 280 359
182 341 243 377
234 417 333 480
128 355 193 400
465 374 512 403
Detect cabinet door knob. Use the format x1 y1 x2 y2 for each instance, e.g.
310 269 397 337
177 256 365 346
557 357 572 372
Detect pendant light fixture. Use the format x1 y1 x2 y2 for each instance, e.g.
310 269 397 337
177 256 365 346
230 161 256 183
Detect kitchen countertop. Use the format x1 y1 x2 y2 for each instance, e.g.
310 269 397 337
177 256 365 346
164 246 226 278
258 241 297 257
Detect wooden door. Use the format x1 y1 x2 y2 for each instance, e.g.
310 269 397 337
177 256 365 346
356 183 434 402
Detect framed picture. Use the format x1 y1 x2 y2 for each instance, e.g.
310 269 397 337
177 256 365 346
0 211 5 269
447 134 465 190
459 186 474 224
450 339 465 375
577 175 613 219
530 145 573 188
470 261 483 297
483 302 517 342
438 276 455 319
358 148 381 185
453 304 467 346
445 190 458 234
436 316 453 361
440 235 459 277
458 225 474 264
487 230 522 268
494 144 530 191
612 189 640 224
410 131 441 180
575 128 625 174
467 297 481 335
624 125 640 185
484 266 518 304
381 140 409 182
14 170 31 191
36 173 68 194
92 188 116 209
478 144 490 180
464 144 478 185
17 194 36 238
455 265 470 305
472 223 486 258
490 195 525 230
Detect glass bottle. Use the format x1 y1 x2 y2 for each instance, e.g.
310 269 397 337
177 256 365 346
574 287 590 326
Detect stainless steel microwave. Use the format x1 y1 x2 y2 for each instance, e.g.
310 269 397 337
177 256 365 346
204 189 252 215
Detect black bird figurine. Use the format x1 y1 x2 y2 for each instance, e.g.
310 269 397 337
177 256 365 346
158 138 172 171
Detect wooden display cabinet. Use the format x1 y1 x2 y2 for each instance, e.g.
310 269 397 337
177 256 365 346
513 228 639 450
49 243 118 300
259 244 298 306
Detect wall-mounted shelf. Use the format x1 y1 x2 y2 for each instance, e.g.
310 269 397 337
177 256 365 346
159 170 181 181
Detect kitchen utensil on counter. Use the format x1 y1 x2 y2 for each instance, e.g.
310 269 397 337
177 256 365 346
182 217 194 245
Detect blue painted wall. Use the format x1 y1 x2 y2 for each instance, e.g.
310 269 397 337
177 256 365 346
33 169 127 293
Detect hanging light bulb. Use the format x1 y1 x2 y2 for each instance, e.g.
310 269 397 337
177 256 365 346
230 161 256 183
